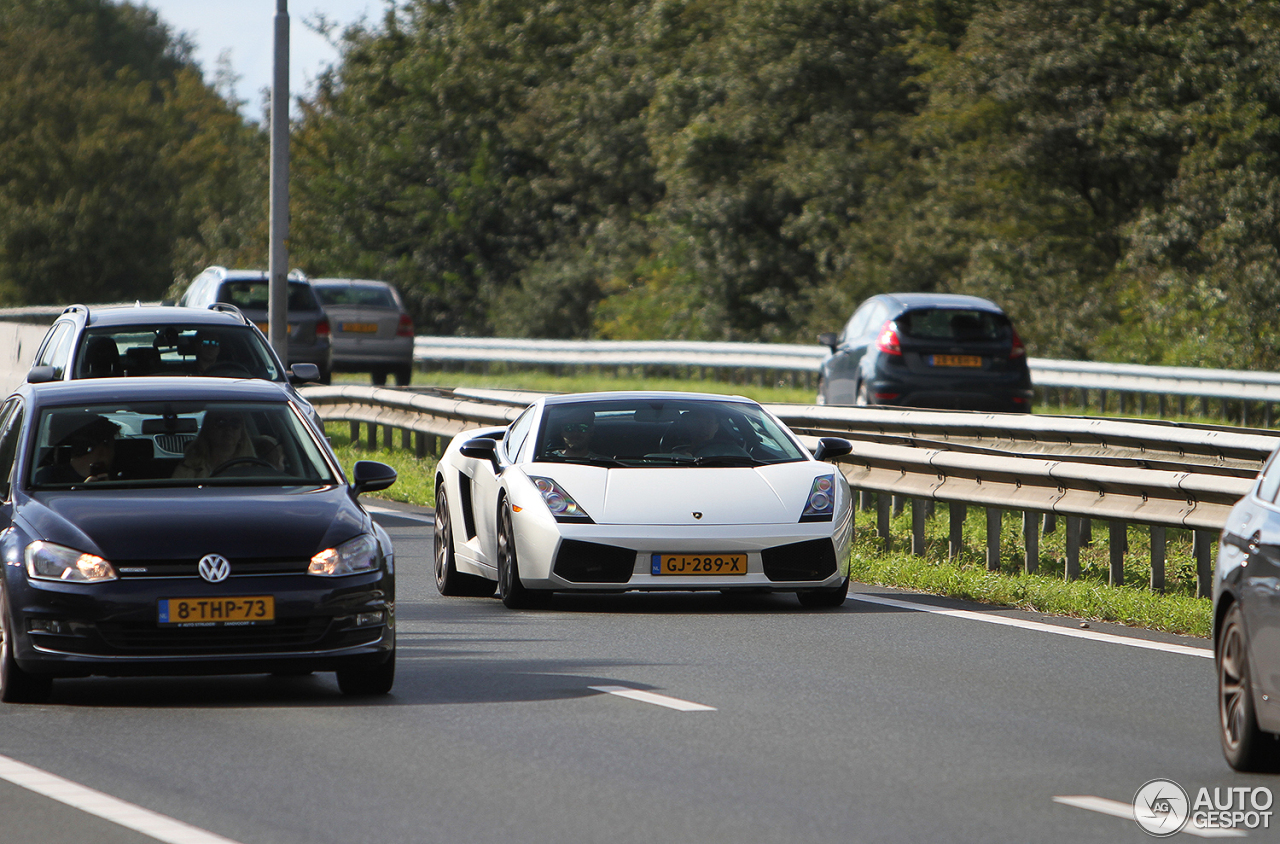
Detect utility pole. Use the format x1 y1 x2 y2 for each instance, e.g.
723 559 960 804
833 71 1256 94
268 0 290 364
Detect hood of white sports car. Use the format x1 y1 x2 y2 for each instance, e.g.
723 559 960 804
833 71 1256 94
536 462 825 526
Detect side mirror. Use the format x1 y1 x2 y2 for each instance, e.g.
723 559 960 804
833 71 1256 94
817 332 839 352
352 460 397 495
813 437 852 462
460 437 500 470
289 363 321 383
26 365 57 384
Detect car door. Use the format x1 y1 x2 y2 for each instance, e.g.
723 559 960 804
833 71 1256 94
1231 459 1280 730
822 301 879 404
472 410 535 565
0 398 24 532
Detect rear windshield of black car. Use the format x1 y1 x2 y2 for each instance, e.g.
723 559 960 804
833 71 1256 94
897 309 1011 342
217 282 320 312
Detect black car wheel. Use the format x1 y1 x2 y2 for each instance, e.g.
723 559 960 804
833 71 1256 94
434 489 495 597
1218 603 1280 771
0 592 52 704
370 367 388 386
855 382 871 407
393 365 413 386
796 576 850 609
497 504 549 609
336 652 395 696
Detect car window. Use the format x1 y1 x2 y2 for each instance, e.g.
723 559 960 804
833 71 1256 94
216 281 319 311
0 399 23 499
75 326 283 381
844 302 875 342
897 308 1011 342
532 398 806 466
1257 452 1280 504
315 285 398 308
35 322 75 374
504 407 535 462
29 400 336 489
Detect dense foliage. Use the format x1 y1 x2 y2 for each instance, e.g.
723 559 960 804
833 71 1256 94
0 0 265 306
8 0 1280 370
290 0 1280 366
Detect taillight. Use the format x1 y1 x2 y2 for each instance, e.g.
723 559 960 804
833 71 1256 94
396 313 414 337
317 317 330 337
1009 327 1025 359
877 321 902 356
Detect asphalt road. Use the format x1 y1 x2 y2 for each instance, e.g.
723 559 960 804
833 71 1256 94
0 504 1270 843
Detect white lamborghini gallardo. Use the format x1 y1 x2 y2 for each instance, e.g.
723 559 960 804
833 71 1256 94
433 392 854 608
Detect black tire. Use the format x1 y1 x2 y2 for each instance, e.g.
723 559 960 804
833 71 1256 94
796 576 850 609
317 368 332 386
393 365 413 386
370 367 388 386
1217 603 1280 771
855 382 871 407
0 592 52 704
497 504 550 609
336 652 395 696
434 489 495 597
815 375 827 406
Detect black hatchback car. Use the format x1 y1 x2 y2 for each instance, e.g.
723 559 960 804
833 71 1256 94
0 378 397 703
816 293 1033 412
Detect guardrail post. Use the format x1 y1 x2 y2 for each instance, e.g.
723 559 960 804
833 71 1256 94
1158 394 1166 418
414 430 426 459
1109 520 1126 586
859 489 873 511
1266 402 1273 428
1042 512 1056 534
877 493 892 550
382 424 394 449
986 508 1002 571
402 427 412 450
1024 511 1039 574
911 498 926 556
1065 517 1081 580
949 502 966 558
1150 526 1166 593
349 421 359 443
366 422 377 450
1081 518 1093 546
1194 530 1213 597
892 495 906 517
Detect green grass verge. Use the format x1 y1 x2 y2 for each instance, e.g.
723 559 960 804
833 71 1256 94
329 369 1216 636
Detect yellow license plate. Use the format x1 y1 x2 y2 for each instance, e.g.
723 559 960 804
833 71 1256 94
254 323 296 336
159 596 275 626
931 354 983 368
341 322 379 334
651 554 747 576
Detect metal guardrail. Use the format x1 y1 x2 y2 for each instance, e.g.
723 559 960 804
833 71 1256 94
302 385 1275 597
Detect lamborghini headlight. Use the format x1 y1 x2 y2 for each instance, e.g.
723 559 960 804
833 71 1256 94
530 476 594 523
309 534 379 576
25 541 117 582
800 474 836 522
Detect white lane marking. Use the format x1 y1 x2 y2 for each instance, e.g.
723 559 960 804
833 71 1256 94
1055 795 1247 838
848 592 1213 659
365 504 435 524
0 753 246 844
589 685 716 712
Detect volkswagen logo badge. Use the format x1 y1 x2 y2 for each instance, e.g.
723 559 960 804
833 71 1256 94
198 554 231 583
692 511 703 520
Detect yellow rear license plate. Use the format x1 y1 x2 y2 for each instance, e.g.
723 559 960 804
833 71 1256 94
931 355 983 367
254 323 296 336
341 322 379 334
651 554 747 576
159 596 275 626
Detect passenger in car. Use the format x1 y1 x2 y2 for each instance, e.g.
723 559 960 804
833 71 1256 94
671 408 751 459
549 410 607 460
36 416 120 483
172 410 257 478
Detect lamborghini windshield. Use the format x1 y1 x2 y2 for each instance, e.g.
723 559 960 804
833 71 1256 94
532 398 807 467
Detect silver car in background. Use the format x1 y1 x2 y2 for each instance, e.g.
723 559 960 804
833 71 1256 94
311 279 415 386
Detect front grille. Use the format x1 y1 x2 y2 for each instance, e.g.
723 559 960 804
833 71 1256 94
115 558 311 578
91 617 356 655
553 540 636 583
761 538 838 582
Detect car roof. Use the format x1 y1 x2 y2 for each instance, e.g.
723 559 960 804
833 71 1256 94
310 278 395 288
17 376 294 409
876 293 1005 313
78 305 253 328
541 391 758 407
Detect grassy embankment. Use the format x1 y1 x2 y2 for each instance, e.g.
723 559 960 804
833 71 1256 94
330 368 1215 636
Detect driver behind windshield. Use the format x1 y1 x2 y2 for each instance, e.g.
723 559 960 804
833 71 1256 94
172 410 256 478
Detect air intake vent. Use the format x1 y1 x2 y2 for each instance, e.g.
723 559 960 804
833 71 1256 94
553 540 636 583
761 538 837 582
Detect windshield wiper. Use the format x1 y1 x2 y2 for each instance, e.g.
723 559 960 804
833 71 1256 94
694 455 768 467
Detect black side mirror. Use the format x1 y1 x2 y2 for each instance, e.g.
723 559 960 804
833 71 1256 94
817 332 839 352
289 363 321 383
26 366 57 384
460 437 501 471
352 460 397 495
813 437 852 462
